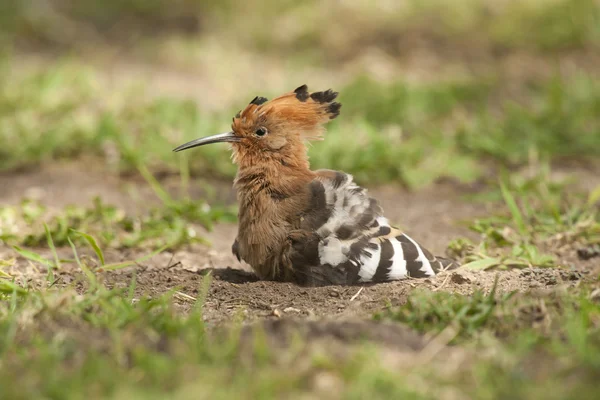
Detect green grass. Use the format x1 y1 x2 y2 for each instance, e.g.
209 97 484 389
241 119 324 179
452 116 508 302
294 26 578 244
448 166 600 270
457 74 600 165
2 0 599 58
1 61 598 189
0 195 236 251
374 279 509 341
1 2 599 398
2 244 599 399
0 249 427 400
0 61 235 177
376 284 600 399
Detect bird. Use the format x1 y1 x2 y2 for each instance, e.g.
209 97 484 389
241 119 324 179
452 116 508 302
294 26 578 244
173 85 459 286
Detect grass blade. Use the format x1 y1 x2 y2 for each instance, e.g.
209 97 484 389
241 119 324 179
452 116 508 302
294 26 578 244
70 229 105 266
44 223 61 269
136 163 172 205
0 259 15 277
0 279 27 295
67 236 96 286
127 271 137 302
460 257 501 271
500 180 527 236
192 270 213 315
99 260 135 272
178 152 191 201
588 185 600 206
100 245 167 271
11 246 51 267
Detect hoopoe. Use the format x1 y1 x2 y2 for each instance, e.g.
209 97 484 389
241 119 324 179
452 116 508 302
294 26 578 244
174 85 458 286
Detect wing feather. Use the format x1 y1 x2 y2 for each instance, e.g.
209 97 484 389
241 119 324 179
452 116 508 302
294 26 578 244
287 170 458 286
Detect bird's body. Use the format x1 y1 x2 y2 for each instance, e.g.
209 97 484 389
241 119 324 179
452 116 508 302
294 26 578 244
174 85 458 286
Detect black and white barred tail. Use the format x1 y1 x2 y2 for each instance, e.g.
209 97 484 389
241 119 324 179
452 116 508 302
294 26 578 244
317 216 457 282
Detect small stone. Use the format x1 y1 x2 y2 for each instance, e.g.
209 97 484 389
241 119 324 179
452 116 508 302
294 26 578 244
577 245 600 260
451 272 471 284
284 307 301 313
545 276 557 285
562 270 582 281
329 289 340 298
183 264 200 273
272 309 282 318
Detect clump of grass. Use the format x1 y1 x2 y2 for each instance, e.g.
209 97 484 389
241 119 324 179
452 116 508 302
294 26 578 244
379 285 600 361
457 74 600 165
489 0 600 51
0 61 237 178
0 62 99 170
0 195 236 251
449 166 599 270
1 60 599 189
0 0 208 48
337 75 494 129
198 0 600 61
2 0 599 59
377 284 600 399
375 279 510 341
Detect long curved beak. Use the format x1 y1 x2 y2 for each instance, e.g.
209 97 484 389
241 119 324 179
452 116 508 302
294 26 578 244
172 131 240 152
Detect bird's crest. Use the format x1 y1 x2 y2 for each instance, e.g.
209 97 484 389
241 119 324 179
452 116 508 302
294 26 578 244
232 84 341 141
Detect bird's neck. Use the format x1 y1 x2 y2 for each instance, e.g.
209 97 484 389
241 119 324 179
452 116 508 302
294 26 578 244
233 161 313 200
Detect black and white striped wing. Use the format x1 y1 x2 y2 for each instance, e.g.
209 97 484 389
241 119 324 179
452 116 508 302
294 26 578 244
290 170 457 286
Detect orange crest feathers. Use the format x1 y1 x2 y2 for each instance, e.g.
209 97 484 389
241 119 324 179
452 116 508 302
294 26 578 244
232 85 341 141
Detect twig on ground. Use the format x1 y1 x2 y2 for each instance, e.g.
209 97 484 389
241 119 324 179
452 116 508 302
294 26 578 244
350 287 364 301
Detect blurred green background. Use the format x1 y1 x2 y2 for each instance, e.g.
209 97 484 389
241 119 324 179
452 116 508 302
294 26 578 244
1 0 599 187
2 3 600 399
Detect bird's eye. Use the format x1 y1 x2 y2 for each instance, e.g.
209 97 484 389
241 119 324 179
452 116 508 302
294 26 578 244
255 127 267 137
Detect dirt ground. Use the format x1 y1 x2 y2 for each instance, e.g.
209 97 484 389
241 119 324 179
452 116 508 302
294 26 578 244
1 162 597 328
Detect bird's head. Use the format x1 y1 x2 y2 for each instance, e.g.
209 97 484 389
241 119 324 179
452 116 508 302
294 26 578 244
173 85 341 169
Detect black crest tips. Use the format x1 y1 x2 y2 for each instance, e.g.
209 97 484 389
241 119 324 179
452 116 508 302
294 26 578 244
250 96 268 106
327 102 342 119
310 89 338 104
294 84 309 102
